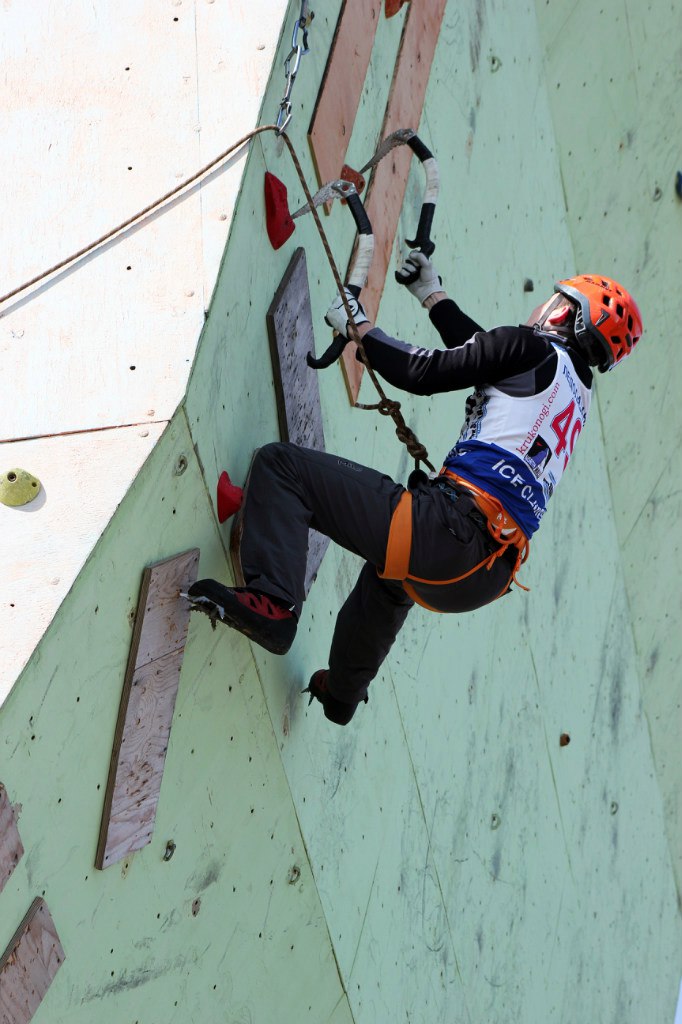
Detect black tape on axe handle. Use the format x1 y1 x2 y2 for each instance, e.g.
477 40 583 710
407 135 434 163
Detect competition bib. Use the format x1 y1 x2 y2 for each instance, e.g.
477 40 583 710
443 344 592 537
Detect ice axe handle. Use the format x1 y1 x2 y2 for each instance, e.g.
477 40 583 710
403 203 436 260
306 285 362 370
345 193 371 237
408 135 433 162
307 185 373 370
399 134 439 280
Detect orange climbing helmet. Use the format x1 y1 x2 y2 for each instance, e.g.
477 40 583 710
555 274 643 372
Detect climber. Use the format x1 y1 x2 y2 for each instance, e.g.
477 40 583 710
187 257 642 725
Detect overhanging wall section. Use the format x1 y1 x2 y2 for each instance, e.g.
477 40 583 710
187 0 682 1021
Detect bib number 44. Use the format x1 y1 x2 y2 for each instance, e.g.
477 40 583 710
550 400 582 468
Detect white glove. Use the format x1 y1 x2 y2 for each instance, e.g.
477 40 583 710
395 250 442 305
324 288 369 338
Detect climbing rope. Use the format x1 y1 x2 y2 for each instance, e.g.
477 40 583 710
0 125 274 308
0 124 432 473
279 135 434 473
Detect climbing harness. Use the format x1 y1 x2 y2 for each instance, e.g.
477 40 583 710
275 1 314 134
3 104 536 601
377 472 530 611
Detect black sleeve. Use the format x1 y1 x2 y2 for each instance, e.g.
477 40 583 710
358 324 555 396
428 297 485 348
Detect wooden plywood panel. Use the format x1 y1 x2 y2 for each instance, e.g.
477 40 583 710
96 549 199 869
266 248 325 449
0 784 24 895
1 2 289 443
308 0 381 188
0 898 65 1024
266 248 329 594
134 551 201 669
341 0 447 401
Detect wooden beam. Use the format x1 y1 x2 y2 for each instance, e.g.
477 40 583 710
0 784 24 897
308 0 381 189
0 898 65 1024
264 247 330 594
96 549 199 869
341 0 447 402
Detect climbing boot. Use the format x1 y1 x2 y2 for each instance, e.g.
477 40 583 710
303 669 367 726
186 579 296 655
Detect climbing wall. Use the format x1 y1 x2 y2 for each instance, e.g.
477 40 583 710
1 1 681 1022
534 0 682 903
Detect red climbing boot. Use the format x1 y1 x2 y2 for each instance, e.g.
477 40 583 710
186 579 296 655
302 669 367 726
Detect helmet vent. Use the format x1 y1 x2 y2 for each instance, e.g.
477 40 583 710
603 293 612 306
616 303 624 317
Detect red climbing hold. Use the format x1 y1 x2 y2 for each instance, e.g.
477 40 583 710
385 0 410 16
217 471 243 523
264 172 295 250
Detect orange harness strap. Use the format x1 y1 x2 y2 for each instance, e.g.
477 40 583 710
377 491 412 581
440 470 530 590
378 479 531 611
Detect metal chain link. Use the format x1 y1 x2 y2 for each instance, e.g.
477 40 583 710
275 1 314 134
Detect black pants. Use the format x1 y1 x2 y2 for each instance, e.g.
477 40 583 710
239 443 514 706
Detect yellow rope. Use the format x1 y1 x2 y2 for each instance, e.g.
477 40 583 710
1 124 432 471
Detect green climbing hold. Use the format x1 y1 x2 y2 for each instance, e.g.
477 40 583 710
0 467 42 507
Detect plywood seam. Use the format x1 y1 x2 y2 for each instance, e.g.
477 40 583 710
527 642 577 888
1 419 171 447
386 664 473 1021
179 404 234 576
243 647 355 1020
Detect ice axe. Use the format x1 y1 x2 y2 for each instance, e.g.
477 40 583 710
292 180 374 370
359 128 440 284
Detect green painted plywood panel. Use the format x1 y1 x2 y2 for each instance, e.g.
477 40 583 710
186 0 682 1021
535 0 682 903
0 412 353 1023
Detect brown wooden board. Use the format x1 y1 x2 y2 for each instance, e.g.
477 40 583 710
96 549 199 869
0 898 65 1024
341 0 447 402
0 784 24 896
265 248 330 594
308 0 380 191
